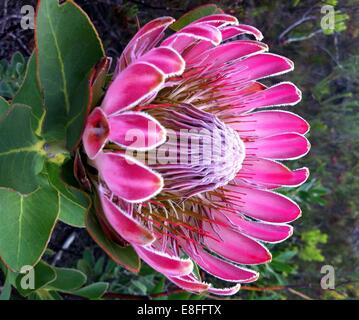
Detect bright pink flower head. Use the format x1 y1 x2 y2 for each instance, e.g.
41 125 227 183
82 13 310 296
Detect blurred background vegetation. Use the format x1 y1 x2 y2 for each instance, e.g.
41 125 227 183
0 0 358 300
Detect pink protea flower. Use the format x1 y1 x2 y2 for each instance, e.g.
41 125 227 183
82 13 310 296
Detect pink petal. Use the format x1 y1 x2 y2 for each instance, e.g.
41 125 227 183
245 133 310 160
135 17 174 38
134 245 193 277
99 190 155 245
108 111 166 150
233 178 280 191
221 24 263 41
236 81 267 95
210 81 267 103
82 107 109 159
186 245 259 282
181 41 214 63
229 81 267 96
227 54 294 84
193 14 239 27
95 152 163 203
198 82 269 112
239 158 309 187
203 223 272 265
230 110 310 137
162 24 222 52
208 284 241 296
161 34 196 54
169 273 241 296
224 214 293 243
117 17 175 70
102 62 165 115
168 275 210 293
232 82 302 114
223 184 302 223
141 46 185 77
180 24 222 45
221 26 253 41
189 40 268 68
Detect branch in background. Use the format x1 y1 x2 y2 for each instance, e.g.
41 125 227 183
283 29 323 44
317 43 341 67
7 33 31 56
334 33 341 67
0 14 22 28
278 15 317 41
278 1 320 41
287 288 313 300
51 232 77 266
0 0 8 34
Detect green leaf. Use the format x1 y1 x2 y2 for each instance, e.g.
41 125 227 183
131 279 148 295
46 290 64 300
0 183 59 271
46 162 90 227
0 96 10 118
274 250 298 262
77 259 93 277
11 52 26 70
167 292 193 300
0 274 12 300
94 256 105 274
71 282 108 299
59 195 88 227
15 261 57 296
0 82 14 99
151 277 165 295
86 210 140 273
29 289 61 300
29 289 63 300
46 267 87 292
0 104 45 194
36 0 104 149
0 52 27 99
321 0 338 7
170 4 222 31
188 293 206 300
270 260 294 274
13 53 45 129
